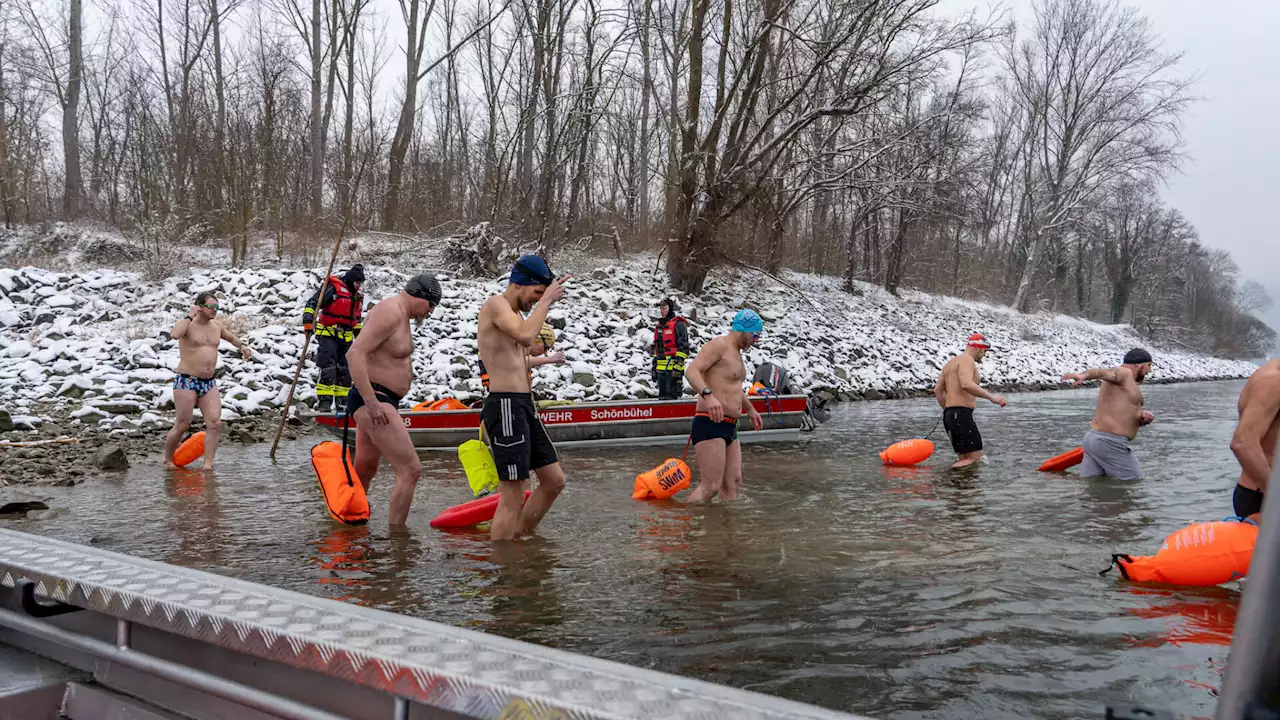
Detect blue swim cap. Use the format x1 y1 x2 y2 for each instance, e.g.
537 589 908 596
731 309 763 334
509 255 554 286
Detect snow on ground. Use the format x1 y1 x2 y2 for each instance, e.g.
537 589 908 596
0 253 1259 433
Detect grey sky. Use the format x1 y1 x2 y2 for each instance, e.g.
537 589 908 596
940 0 1280 345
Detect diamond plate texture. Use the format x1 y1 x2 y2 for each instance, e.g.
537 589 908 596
0 530 868 720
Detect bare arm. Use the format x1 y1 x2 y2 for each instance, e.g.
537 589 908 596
170 308 198 339
933 371 947 408
219 323 252 359
527 353 564 368
683 340 723 395
1231 382 1280 490
346 306 398 410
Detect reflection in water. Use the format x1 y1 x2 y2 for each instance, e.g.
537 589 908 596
5 380 1254 719
164 468 224 568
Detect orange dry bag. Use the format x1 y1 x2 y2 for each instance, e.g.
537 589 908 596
310 441 370 525
633 458 692 500
173 432 206 468
1038 446 1084 472
1101 519 1258 587
879 438 934 466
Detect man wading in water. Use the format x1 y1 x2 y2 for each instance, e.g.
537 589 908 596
684 309 765 503
1062 348 1155 480
1230 359 1280 523
933 333 1007 469
164 291 253 471
477 255 570 541
346 274 441 526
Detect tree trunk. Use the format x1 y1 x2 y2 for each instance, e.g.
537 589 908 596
62 0 84 218
666 0 708 293
635 0 652 241
1110 275 1133 325
309 0 323 221
382 0 424 230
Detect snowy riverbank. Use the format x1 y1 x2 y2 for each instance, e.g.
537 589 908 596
0 253 1258 447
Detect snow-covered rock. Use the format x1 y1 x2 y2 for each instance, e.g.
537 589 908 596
0 258 1261 430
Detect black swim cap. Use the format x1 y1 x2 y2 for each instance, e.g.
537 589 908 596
405 273 442 305
1123 348 1153 365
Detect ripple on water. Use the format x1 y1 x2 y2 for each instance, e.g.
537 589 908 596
7 380 1248 719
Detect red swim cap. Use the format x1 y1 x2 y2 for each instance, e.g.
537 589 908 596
967 333 990 349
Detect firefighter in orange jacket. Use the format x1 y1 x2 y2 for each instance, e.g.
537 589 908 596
302 264 365 412
652 297 690 400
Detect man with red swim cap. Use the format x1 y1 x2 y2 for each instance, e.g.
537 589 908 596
933 333 1007 469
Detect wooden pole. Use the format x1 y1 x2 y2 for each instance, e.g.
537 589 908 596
270 224 348 460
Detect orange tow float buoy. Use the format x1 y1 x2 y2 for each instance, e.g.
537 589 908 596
410 397 469 412
1101 519 1258 587
1038 446 1084 472
310 441 370 525
879 438 934 466
633 458 692 500
172 431 206 468
430 490 531 529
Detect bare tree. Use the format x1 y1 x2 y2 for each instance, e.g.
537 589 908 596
1004 0 1192 311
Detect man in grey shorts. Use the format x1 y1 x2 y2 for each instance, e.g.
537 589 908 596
1062 349 1156 480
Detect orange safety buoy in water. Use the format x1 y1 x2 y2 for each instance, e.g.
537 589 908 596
430 490 531 529
1102 519 1258 587
310 441 370 525
172 431 206 468
633 458 692 500
1038 446 1084 472
879 438 934 466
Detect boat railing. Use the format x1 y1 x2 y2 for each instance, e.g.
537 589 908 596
0 528 871 720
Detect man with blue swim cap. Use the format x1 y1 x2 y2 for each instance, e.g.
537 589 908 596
683 308 765 503
477 254 572 540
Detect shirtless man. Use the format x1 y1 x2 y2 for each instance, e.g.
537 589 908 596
1062 348 1155 481
163 291 253 471
345 274 441 526
933 333 1007 469
684 309 765 503
1230 360 1280 523
477 255 570 541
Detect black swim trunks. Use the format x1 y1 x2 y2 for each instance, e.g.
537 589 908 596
690 414 738 446
344 383 405 417
943 406 983 455
481 392 558 481
1234 484 1264 518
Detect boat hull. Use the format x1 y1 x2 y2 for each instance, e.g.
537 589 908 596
313 395 813 451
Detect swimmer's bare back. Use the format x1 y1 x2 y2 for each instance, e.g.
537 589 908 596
1233 359 1280 493
938 354 980 409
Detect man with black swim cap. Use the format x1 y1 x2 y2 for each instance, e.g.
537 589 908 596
345 272 441 525
477 254 571 540
1062 348 1155 480
1230 359 1280 524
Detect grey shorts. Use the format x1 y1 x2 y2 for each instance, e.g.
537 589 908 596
1080 429 1142 480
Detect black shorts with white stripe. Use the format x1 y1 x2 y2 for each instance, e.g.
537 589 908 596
480 392 559 482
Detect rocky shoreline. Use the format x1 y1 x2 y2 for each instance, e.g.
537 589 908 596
0 408 322 491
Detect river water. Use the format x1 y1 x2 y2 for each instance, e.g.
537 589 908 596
6 380 1250 719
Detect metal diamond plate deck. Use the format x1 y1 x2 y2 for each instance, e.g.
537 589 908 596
0 529 869 720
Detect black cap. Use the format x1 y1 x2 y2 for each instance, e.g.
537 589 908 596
343 264 365 285
659 297 678 312
405 273 442 305
1123 348 1153 365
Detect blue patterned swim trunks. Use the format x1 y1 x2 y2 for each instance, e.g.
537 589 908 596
173 373 216 397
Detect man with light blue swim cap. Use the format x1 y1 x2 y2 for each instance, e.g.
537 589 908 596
683 307 765 503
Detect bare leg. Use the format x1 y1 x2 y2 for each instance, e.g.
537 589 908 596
164 389 197 468
720 441 743 501
359 404 420 526
518 462 566 535
491 480 525 541
687 440 727 503
352 411 381 492
196 388 222 471
951 450 984 469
